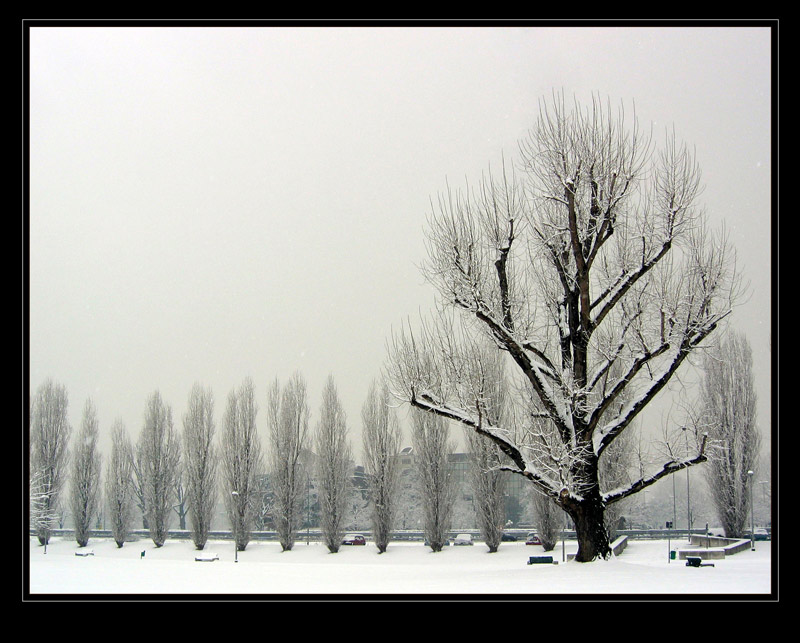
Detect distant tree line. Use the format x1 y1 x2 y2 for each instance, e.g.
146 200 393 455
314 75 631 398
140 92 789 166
29 328 763 553
30 373 404 553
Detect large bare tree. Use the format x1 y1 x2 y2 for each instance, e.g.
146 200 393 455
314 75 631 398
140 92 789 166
389 93 742 561
315 375 352 553
105 420 135 547
138 391 181 547
30 379 71 546
361 379 402 553
69 398 102 547
698 330 761 538
182 383 218 550
221 377 263 552
267 372 311 551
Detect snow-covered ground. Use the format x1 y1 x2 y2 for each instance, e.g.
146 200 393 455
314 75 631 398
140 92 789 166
27 536 774 597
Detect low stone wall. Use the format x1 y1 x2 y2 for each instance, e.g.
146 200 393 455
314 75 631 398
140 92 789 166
721 539 752 556
611 535 628 557
690 535 731 548
678 548 726 560
680 536 751 559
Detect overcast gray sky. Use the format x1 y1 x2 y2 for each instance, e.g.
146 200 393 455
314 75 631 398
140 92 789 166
28 24 773 459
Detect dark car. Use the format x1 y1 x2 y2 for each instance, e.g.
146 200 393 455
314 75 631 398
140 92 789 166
501 533 518 542
754 528 770 541
342 533 366 545
525 532 541 545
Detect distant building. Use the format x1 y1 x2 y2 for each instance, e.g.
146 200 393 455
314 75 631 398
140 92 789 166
391 446 530 527
244 444 534 532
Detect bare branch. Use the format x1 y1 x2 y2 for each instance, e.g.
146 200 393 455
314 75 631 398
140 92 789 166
604 434 708 505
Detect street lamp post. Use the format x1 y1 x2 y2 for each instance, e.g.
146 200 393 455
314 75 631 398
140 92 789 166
667 520 673 564
231 490 240 563
747 471 755 551
682 427 692 540
306 472 311 545
672 470 677 538
669 457 678 564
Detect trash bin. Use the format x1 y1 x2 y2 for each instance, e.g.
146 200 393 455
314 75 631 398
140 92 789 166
670 550 676 560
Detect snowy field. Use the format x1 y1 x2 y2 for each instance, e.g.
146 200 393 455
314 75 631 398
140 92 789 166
27 536 774 599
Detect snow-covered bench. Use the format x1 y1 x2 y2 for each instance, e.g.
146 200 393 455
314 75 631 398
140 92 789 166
194 552 219 562
75 549 94 557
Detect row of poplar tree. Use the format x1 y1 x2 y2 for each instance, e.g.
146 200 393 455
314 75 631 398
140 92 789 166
29 372 505 555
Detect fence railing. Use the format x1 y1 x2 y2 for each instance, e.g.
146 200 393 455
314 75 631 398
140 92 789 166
30 527 715 542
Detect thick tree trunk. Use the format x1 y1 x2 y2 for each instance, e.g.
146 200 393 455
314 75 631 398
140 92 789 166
561 452 612 562
564 491 611 562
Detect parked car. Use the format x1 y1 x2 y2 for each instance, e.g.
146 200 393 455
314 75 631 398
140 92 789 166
525 532 541 545
453 533 474 546
342 533 366 546
754 528 770 541
501 532 518 542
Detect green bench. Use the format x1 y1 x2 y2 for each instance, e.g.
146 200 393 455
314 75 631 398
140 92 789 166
528 555 555 565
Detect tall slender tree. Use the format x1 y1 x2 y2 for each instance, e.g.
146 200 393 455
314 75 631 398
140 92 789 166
267 372 310 552
138 391 181 547
182 383 218 551
412 408 456 552
699 331 761 538
362 379 402 553
105 420 135 547
221 377 263 552
315 375 352 553
529 486 566 551
30 379 71 546
69 398 102 547
463 346 510 553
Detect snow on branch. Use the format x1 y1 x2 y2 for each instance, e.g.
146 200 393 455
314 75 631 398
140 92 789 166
409 388 561 499
603 434 708 505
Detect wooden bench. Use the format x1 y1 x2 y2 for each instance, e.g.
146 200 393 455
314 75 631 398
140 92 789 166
195 552 219 562
75 549 94 557
685 556 715 568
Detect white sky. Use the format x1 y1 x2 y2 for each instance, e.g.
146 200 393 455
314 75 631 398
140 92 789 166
27 24 773 461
